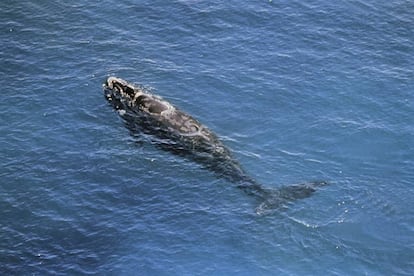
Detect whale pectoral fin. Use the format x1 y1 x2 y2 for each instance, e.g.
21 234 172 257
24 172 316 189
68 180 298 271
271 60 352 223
255 181 328 216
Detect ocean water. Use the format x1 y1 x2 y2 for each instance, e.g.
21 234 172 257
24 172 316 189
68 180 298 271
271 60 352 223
1 0 413 274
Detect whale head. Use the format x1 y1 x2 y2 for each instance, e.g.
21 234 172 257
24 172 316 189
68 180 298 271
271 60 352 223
104 77 139 100
103 77 172 116
103 77 144 113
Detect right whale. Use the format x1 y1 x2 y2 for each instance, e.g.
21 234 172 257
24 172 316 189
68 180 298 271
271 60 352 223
103 77 327 215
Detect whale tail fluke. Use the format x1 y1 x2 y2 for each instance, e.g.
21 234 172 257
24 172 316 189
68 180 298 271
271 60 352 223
253 181 328 216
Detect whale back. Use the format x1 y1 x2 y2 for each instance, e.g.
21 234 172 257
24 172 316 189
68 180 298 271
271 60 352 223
104 79 249 183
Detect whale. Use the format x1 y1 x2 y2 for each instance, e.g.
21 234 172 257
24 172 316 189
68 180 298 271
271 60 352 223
103 77 327 215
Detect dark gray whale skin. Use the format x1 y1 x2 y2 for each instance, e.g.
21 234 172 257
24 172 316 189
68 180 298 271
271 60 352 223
103 77 326 215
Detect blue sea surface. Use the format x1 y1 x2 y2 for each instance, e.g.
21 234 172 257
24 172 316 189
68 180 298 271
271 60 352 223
1 0 413 275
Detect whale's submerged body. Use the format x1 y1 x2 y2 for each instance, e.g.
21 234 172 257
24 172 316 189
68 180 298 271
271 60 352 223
103 77 326 215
